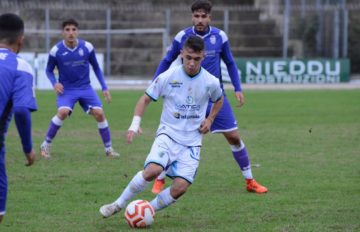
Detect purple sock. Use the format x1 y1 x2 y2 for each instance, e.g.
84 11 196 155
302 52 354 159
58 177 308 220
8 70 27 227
231 141 251 171
45 120 61 143
98 127 111 148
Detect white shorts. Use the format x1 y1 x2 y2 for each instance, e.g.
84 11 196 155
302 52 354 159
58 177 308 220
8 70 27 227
144 134 201 184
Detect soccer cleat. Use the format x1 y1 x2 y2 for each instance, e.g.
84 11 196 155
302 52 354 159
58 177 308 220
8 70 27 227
105 148 120 157
99 202 121 218
151 178 165 194
40 141 51 159
246 179 268 194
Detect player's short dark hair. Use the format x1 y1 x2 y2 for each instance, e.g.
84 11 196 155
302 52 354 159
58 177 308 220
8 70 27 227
0 13 24 44
191 0 212 14
184 35 204 52
62 18 79 29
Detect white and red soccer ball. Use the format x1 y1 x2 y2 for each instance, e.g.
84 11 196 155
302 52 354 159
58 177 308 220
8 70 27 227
124 200 155 228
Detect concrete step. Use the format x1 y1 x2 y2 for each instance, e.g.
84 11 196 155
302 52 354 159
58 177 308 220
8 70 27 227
232 47 283 57
110 48 163 63
111 62 157 76
230 35 283 47
229 21 278 35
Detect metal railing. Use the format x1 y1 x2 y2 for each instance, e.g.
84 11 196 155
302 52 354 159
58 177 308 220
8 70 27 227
1 0 359 77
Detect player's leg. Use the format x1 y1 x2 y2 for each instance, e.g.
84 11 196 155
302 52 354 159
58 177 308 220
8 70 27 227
210 96 268 193
150 145 199 211
80 88 119 157
117 164 162 206
100 164 163 218
0 151 7 223
41 91 76 158
89 107 119 157
40 107 71 159
223 130 267 193
100 135 169 218
150 178 191 211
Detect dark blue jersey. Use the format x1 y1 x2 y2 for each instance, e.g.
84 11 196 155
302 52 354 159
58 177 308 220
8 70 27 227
0 48 37 153
46 39 108 90
153 26 241 92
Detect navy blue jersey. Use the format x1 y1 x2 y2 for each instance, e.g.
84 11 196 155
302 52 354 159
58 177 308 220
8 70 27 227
0 48 37 153
154 26 241 92
46 39 108 90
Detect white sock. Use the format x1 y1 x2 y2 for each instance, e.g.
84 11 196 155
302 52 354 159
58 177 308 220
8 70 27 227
97 120 108 129
52 115 63 126
150 187 176 211
157 171 166 180
242 169 253 180
115 171 150 208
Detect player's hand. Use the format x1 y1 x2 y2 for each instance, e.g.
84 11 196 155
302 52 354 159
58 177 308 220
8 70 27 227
25 149 36 166
235 91 245 108
54 83 64 95
103 90 111 103
199 118 212 134
127 127 143 144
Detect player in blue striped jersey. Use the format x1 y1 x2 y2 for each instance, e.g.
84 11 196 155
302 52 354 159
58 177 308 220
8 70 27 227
40 19 119 158
0 13 37 222
152 0 267 194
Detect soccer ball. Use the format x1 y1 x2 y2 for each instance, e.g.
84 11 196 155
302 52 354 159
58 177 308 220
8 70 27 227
124 200 155 228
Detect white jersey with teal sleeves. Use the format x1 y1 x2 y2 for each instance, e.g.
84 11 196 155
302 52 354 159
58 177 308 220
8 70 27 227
146 65 222 147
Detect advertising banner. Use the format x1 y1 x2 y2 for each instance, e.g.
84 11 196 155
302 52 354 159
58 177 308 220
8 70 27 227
236 58 350 84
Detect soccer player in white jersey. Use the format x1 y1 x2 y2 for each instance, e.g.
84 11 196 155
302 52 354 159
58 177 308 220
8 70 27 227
152 0 268 194
99 36 224 218
0 13 37 223
40 19 119 158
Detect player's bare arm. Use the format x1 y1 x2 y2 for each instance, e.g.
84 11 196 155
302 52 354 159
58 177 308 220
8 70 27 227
25 149 36 166
103 90 111 103
235 91 245 107
54 82 64 95
127 94 152 143
199 96 224 134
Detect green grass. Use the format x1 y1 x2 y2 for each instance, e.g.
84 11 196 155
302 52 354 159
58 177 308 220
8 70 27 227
2 89 360 231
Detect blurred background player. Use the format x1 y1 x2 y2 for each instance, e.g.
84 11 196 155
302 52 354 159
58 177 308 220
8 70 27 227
0 13 37 223
99 36 223 218
151 0 267 194
40 19 119 158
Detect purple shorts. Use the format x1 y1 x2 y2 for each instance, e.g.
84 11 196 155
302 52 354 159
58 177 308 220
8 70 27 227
206 95 238 133
57 87 102 114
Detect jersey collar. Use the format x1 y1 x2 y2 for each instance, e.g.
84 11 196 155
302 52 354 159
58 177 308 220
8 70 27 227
182 66 203 79
62 39 79 51
192 26 212 39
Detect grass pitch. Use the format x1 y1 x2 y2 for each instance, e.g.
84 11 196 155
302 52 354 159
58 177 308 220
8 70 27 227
2 89 360 231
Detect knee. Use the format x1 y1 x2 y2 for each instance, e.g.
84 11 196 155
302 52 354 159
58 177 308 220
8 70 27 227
92 109 105 122
143 164 163 181
170 184 188 199
226 134 241 145
57 109 69 120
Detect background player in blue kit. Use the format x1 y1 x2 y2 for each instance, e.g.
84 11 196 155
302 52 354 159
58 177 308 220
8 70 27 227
40 19 119 158
99 36 224 218
152 0 268 194
0 13 37 223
